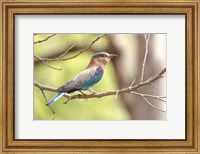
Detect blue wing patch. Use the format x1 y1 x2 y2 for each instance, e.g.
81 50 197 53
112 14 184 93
80 67 104 89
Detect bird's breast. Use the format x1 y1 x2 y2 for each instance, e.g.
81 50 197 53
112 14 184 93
94 67 104 76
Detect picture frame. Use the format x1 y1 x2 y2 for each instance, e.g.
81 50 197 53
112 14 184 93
0 0 199 153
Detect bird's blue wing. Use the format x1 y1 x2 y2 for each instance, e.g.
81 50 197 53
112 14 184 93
58 67 98 93
58 80 81 93
47 67 104 105
80 67 104 89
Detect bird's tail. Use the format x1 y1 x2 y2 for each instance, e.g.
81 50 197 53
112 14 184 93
47 92 65 106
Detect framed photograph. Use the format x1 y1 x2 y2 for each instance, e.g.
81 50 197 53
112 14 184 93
1 0 199 153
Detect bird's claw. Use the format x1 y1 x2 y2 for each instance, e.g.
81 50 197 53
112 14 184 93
88 88 99 95
78 91 88 102
92 91 99 95
63 98 71 104
79 91 86 95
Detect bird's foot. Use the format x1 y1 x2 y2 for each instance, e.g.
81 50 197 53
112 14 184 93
78 91 89 102
88 88 99 95
79 91 87 98
63 98 71 104
79 90 86 95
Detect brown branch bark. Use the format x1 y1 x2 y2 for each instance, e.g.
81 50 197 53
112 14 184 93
34 34 109 62
34 67 166 101
34 34 109 71
34 34 56 44
140 34 150 82
34 55 62 70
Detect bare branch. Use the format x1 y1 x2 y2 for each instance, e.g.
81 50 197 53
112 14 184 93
34 67 166 101
40 89 56 120
34 34 56 44
34 34 109 70
150 83 159 90
36 34 109 62
114 90 120 100
34 43 77 70
57 43 76 58
129 79 136 87
34 81 71 98
141 96 165 113
34 34 42 36
130 91 166 102
34 81 58 92
34 43 77 63
140 34 150 82
34 55 62 71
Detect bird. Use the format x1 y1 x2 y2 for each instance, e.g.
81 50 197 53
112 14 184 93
47 52 117 106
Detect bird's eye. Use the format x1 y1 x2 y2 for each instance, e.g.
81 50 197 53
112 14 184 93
101 54 107 58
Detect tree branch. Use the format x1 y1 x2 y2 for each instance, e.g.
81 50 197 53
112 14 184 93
141 96 165 113
34 34 56 44
34 34 109 71
34 67 166 101
34 34 109 62
34 55 62 70
131 91 166 102
140 34 150 82
40 89 56 120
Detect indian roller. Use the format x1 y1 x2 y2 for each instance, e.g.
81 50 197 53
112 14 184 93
47 52 117 106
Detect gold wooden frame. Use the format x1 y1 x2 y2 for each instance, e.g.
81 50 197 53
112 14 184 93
0 0 199 153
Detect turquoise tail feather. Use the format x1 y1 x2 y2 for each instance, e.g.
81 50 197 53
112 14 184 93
47 92 65 106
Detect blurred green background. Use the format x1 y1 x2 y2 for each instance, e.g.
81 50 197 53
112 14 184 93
34 34 131 120
34 34 166 120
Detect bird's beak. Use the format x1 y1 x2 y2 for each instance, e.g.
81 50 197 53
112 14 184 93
109 54 118 58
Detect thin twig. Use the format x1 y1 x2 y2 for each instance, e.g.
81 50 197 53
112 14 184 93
140 34 150 82
130 91 166 102
48 106 56 120
34 34 41 36
34 43 77 64
149 83 159 90
57 43 76 58
129 79 136 87
34 55 62 71
40 89 56 120
34 34 56 44
141 96 165 113
114 90 119 99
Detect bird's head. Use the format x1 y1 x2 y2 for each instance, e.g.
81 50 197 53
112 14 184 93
88 52 117 68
